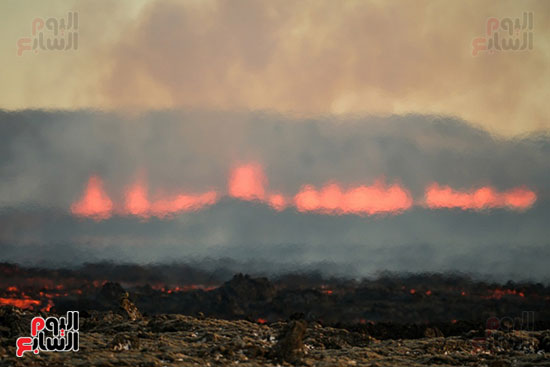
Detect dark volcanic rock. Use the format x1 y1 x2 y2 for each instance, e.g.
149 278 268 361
485 330 540 353
97 281 126 310
1 309 549 367
99 282 125 300
0 306 29 341
424 326 444 338
210 273 276 318
539 331 550 352
273 319 307 363
488 360 512 367
220 273 276 302
4 264 550 335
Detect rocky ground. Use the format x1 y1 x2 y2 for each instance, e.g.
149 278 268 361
1 306 549 367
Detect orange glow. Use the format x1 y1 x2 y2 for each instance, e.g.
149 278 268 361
71 168 538 220
257 318 267 324
294 181 413 215
71 176 113 220
503 187 537 209
268 193 287 211
293 185 320 211
150 284 218 292
483 288 526 300
71 176 219 219
228 163 266 201
151 191 218 218
125 181 151 217
0 297 40 309
425 183 536 210
7 286 18 292
41 300 54 312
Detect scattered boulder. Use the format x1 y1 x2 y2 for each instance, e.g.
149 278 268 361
273 319 307 363
424 326 444 338
119 292 141 321
538 331 550 352
486 330 539 353
108 333 140 351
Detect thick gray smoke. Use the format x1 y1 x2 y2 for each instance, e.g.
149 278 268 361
0 109 549 281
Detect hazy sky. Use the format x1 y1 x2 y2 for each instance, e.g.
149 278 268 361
1 0 549 136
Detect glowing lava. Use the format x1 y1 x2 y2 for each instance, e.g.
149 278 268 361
228 164 289 211
150 191 218 218
125 181 150 217
483 288 526 300
123 180 218 218
228 163 267 201
71 176 113 220
268 193 287 211
294 181 413 215
0 297 41 309
425 183 537 211
70 164 538 220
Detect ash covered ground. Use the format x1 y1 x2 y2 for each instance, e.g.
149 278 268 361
1 263 550 366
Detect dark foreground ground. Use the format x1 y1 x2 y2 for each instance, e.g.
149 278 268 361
1 306 550 367
1 264 550 365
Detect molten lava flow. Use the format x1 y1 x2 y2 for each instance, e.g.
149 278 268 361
228 163 266 201
0 297 40 309
71 176 113 220
425 183 536 211
294 181 413 215
41 299 54 312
